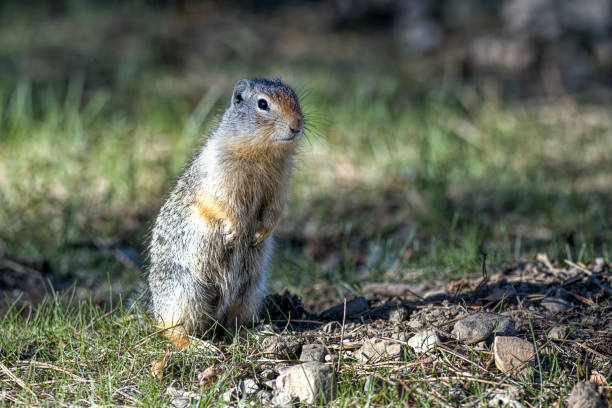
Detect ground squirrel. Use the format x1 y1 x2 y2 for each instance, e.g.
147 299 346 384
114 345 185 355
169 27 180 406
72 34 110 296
146 78 303 348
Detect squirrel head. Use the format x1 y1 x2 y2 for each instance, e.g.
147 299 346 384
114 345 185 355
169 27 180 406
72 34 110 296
223 78 303 148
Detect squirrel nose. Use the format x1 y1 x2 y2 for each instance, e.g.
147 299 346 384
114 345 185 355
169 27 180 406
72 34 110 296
289 118 302 134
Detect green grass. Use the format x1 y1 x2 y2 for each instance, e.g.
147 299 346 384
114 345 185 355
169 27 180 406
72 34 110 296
2 72 611 291
1 3 611 291
3 290 606 406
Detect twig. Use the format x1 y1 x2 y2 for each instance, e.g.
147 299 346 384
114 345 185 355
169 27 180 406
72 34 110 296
0 390 25 404
282 311 292 333
0 259 45 278
362 283 424 300
436 316 465 328
536 253 561 273
564 339 609 359
18 361 89 382
436 344 492 374
0 361 36 397
564 260 593 276
272 319 325 325
337 298 347 372
113 387 143 406
474 250 489 292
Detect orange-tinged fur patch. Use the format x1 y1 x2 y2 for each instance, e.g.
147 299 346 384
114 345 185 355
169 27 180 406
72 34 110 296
156 322 190 350
224 133 294 164
277 93 301 124
194 191 234 225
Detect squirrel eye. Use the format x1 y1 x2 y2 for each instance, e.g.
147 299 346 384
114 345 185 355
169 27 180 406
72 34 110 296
257 99 269 111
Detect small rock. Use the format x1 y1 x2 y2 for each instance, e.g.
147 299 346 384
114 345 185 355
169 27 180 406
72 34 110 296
261 335 302 359
407 330 439 354
166 386 201 408
541 297 572 313
493 336 536 376
255 323 279 334
256 390 273 404
488 385 525 408
242 379 259 395
221 387 237 403
423 289 449 301
593 257 606 273
355 336 406 363
300 344 327 362
452 313 515 344
389 307 409 323
567 381 607 408
407 319 422 330
390 331 406 341
321 321 342 334
275 362 335 404
260 368 276 380
548 326 570 340
221 380 259 404
271 391 295 406
320 297 369 321
488 394 525 408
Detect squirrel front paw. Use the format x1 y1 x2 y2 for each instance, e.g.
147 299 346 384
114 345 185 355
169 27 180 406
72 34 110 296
222 221 239 248
252 228 271 248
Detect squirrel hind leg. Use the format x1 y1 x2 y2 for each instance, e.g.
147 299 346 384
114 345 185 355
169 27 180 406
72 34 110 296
223 278 266 332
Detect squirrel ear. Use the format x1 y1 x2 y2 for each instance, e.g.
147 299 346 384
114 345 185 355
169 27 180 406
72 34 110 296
232 79 250 106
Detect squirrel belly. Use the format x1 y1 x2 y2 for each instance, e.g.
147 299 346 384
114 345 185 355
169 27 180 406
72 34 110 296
146 78 303 348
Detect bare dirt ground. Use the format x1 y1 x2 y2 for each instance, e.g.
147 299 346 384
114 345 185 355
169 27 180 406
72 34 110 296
163 255 611 406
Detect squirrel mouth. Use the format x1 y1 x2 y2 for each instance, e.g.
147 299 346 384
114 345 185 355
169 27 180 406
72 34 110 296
275 134 300 142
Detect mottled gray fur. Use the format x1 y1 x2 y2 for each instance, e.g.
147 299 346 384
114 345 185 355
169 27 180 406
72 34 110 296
145 78 302 339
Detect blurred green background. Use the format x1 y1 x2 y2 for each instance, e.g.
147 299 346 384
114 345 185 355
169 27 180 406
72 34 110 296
1 0 611 307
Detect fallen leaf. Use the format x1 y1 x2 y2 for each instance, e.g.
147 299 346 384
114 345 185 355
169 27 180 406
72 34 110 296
151 346 171 379
197 364 223 387
571 293 595 307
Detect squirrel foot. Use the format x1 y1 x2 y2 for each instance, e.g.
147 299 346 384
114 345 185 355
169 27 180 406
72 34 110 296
159 324 190 350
